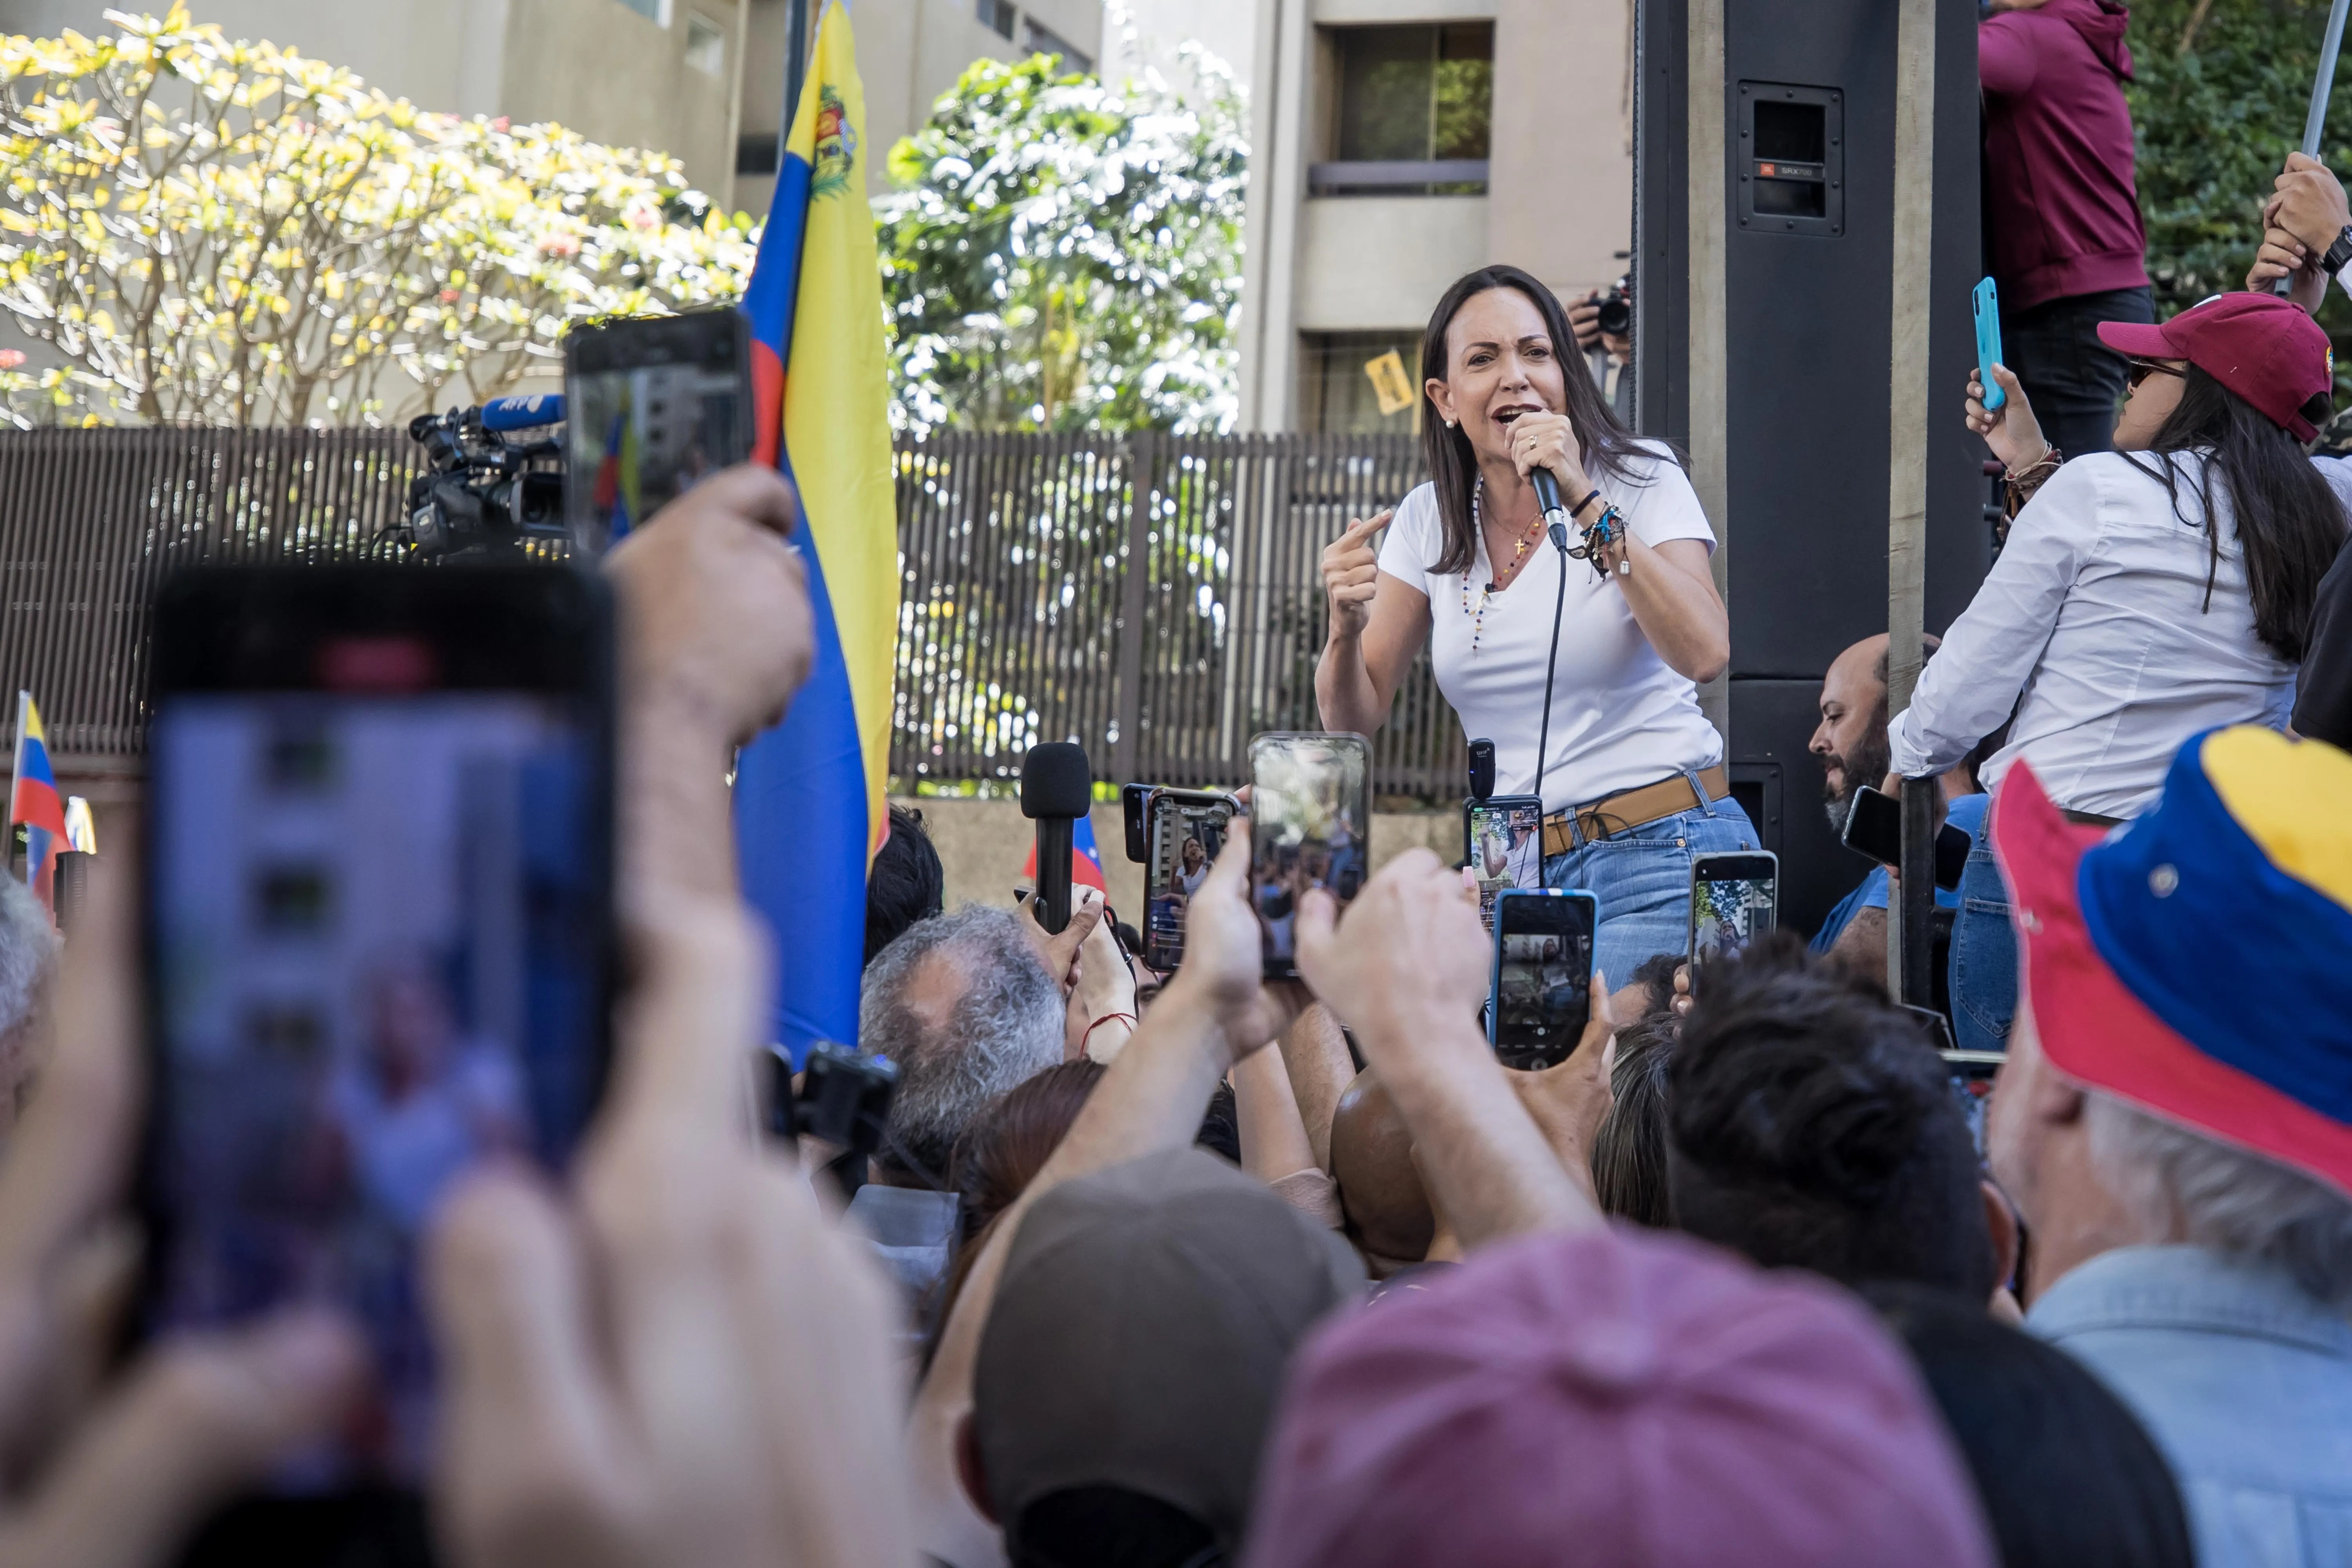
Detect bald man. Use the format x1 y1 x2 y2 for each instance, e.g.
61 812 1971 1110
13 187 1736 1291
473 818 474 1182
1808 634 1984 988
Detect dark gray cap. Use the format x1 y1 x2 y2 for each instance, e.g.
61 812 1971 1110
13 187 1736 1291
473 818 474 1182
973 1146 1367 1552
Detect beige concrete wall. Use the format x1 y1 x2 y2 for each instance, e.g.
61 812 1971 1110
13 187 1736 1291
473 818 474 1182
504 0 746 194
902 795 1457 924
1488 0 1634 307
1294 195 1491 332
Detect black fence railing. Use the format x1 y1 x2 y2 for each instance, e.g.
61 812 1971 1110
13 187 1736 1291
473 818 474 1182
0 426 1458 798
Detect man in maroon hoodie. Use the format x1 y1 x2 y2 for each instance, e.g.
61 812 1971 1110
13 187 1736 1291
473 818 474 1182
1981 0 2151 461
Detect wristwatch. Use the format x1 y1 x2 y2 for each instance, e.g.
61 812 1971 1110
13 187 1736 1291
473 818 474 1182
2324 223 2352 278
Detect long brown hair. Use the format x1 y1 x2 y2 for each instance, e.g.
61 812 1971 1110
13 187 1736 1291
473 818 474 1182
1419 264 1658 576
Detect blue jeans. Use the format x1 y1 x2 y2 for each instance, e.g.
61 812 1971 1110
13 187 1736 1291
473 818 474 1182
1950 806 2017 1053
1543 798 1761 986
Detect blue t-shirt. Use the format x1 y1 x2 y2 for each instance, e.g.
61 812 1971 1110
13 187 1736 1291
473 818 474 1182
1810 793 1989 951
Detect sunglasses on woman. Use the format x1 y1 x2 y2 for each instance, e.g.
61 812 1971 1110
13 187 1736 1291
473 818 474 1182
2125 358 2187 392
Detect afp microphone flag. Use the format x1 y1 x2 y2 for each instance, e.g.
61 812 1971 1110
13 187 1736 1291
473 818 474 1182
732 0 900 1063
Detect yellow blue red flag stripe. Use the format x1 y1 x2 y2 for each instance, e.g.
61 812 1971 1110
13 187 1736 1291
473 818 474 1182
733 0 900 1062
9 692 67 919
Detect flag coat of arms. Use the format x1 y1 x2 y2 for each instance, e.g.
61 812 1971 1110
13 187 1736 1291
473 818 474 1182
733 0 900 1064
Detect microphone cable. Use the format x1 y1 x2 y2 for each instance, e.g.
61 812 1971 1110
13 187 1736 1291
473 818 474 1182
1532 521 1573 817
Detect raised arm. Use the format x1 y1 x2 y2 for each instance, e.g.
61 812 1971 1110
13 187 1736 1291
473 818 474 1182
1295 852 1602 1250
906 825 1304 1565
1315 510 1431 735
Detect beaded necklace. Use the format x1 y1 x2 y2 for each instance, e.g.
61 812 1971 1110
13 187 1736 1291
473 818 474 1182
1459 480 1553 654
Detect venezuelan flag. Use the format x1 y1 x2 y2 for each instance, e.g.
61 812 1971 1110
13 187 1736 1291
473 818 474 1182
10 692 68 919
732 0 900 1063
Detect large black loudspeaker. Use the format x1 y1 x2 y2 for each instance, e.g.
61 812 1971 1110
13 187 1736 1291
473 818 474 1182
1631 0 1991 937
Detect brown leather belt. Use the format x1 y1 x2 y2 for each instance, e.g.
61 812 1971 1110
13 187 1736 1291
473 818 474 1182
1542 765 1731 856
2061 808 2125 830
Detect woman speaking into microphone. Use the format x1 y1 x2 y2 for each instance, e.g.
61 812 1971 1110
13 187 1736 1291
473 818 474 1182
1315 265 1754 978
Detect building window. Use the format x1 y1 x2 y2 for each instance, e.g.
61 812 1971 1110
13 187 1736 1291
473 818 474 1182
977 0 1016 40
615 0 673 23
1024 18 1092 73
1298 331 1425 435
1311 24 1492 196
685 13 727 74
737 132 780 175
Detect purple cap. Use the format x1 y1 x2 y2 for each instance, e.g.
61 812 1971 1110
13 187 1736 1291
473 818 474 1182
1245 1226 1996 1568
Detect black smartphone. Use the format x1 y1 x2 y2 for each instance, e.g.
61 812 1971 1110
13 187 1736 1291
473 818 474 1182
563 307 755 553
1941 1045 2002 1154
1121 782 1152 862
1247 732 1371 979
1464 794 1545 931
1842 784 1969 891
1143 787 1240 972
1488 889 1598 1069
1688 851 1779 965
140 564 615 1555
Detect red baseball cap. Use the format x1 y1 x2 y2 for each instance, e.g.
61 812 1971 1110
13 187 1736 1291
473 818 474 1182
1991 731 2352 1197
2095 292 2335 440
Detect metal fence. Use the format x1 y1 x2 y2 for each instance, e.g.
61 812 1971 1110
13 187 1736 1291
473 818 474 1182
0 426 1458 797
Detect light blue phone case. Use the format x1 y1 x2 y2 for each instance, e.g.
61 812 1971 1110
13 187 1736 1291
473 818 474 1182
1972 277 2005 411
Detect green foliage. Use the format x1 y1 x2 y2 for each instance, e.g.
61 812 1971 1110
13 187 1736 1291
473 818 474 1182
2130 0 2352 375
0 7 754 427
876 47 1247 436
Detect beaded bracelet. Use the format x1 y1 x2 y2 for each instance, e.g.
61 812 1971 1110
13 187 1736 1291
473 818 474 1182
1571 504 1630 579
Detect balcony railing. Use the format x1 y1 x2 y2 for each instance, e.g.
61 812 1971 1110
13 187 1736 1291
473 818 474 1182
1306 159 1490 196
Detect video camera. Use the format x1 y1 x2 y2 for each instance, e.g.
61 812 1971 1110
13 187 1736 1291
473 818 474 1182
400 393 568 558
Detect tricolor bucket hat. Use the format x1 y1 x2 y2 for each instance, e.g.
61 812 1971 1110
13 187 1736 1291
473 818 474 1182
1992 727 2352 1195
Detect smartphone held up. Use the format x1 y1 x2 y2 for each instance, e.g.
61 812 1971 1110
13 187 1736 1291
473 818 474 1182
140 564 617 1551
1247 732 1371 978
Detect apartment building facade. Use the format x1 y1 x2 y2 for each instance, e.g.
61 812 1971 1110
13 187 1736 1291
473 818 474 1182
2 0 1102 218
1237 0 1635 432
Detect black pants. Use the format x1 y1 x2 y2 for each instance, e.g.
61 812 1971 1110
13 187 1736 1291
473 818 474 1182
2001 284 2154 461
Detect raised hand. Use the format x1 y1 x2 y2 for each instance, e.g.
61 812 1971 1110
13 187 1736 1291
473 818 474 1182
1320 511 1390 642
1964 363 2049 472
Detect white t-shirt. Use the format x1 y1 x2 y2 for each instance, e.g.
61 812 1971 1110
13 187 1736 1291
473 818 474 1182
1375 441 1723 811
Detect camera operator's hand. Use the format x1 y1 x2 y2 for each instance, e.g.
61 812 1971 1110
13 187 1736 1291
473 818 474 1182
428 897 910 1568
606 465 813 753
2267 151 2352 259
1507 410 1593 502
2249 226 2332 315
1568 292 1631 363
1164 823 1303 1063
1964 363 2049 473
0 865 368 1568
1018 886 1104 996
1320 511 1391 645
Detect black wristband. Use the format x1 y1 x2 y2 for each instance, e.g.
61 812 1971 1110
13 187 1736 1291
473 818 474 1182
2324 224 2352 278
1568 488 1601 519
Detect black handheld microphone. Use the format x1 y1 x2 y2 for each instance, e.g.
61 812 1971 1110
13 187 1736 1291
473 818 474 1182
1532 468 1573 532
1020 742 1093 934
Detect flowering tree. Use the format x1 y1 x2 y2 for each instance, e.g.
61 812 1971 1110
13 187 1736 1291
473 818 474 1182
0 8 755 426
877 47 1247 436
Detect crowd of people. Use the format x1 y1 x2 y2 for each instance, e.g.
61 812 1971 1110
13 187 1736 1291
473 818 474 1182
0 5 2348 1566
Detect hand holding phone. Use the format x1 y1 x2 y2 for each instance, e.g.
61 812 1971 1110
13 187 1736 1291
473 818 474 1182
1489 889 1599 1068
1842 784 1969 891
1143 787 1240 972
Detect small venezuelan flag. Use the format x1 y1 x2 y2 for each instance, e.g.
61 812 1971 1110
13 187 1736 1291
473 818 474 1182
9 692 69 919
732 0 901 1064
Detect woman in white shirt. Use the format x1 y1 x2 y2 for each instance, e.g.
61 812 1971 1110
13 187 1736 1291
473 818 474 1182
1895 291 2345 1051
1315 266 1749 980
